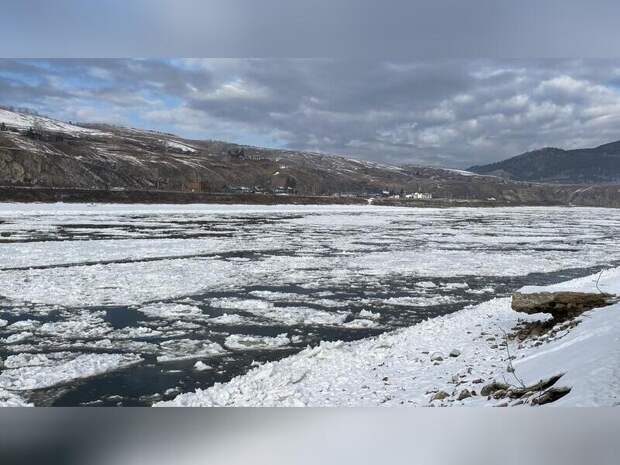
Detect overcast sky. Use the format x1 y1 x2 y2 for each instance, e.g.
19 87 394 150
2 59 620 167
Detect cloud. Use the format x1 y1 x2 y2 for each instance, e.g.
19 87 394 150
2 58 620 167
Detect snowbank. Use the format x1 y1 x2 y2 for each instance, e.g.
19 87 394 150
158 268 620 407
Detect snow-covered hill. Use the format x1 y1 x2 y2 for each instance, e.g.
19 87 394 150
158 267 620 407
0 108 108 137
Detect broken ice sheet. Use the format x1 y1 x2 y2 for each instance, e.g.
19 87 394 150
156 339 226 362
224 333 290 350
0 353 142 391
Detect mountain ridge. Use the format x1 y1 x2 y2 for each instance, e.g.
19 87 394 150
468 140 620 184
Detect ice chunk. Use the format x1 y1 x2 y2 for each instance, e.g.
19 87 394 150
224 333 290 350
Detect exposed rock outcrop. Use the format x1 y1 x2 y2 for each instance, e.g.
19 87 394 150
511 291 618 320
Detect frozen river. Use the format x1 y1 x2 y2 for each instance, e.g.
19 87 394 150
1 203 620 406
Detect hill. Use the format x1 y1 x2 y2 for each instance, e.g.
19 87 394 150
468 141 620 184
2 108 620 207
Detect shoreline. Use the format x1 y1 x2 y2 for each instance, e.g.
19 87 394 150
0 186 587 208
158 267 620 407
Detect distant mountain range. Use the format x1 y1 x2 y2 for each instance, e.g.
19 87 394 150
2 107 620 206
468 141 620 184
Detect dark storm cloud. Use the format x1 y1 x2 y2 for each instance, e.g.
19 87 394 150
2 58 620 167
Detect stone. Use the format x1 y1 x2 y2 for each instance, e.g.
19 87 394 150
430 351 444 362
511 291 618 320
431 391 450 401
449 349 461 357
457 389 472 401
480 381 509 397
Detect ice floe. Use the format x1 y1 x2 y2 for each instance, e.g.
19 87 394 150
156 339 226 362
0 353 142 392
224 333 290 350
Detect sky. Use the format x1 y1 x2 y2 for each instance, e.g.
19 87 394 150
2 58 620 168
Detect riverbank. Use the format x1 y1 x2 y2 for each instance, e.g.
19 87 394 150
0 186 597 207
0 186 368 205
158 267 620 407
5 185 620 208
0 186 529 207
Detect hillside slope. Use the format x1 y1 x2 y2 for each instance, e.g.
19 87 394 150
2 108 620 206
468 141 620 184
0 108 456 196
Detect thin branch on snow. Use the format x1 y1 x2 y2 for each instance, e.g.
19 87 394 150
496 324 526 389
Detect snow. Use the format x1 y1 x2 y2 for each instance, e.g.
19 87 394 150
157 267 620 407
0 108 109 137
224 333 290 350
0 353 142 392
156 339 226 362
163 140 197 153
381 295 460 306
342 318 380 329
7 320 40 331
206 313 249 325
3 203 620 406
359 309 381 319
3 332 34 344
507 269 620 406
416 281 437 289
0 389 32 407
193 361 212 371
138 303 206 320
208 298 350 326
440 168 480 177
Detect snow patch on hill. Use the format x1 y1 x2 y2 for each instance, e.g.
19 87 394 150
162 140 197 153
0 108 109 137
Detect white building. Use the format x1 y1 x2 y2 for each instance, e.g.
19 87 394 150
406 192 433 200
